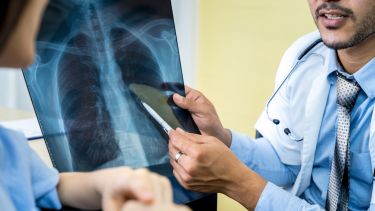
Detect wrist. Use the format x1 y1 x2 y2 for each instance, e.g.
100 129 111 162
222 165 266 210
90 170 108 197
57 172 102 210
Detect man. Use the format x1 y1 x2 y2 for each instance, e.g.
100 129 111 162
168 0 375 210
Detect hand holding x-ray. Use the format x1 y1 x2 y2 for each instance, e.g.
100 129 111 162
171 86 232 146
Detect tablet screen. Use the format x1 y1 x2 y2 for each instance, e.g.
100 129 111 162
23 0 202 203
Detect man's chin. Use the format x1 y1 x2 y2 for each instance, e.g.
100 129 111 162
320 33 355 49
322 40 353 50
317 26 352 48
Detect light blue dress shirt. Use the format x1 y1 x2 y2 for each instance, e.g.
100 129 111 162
230 50 375 210
0 127 62 211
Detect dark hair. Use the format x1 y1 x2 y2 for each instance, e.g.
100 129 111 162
0 0 28 52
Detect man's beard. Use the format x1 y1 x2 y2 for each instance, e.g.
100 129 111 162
321 4 375 49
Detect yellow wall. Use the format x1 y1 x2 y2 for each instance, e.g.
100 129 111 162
198 1 316 210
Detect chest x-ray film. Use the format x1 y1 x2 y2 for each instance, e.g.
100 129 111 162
23 0 203 203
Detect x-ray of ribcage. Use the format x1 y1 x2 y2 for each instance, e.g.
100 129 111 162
24 0 200 183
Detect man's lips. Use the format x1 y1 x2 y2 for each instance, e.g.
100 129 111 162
318 9 350 19
317 9 351 28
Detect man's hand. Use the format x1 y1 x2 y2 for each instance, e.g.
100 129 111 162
168 128 267 210
58 167 190 211
173 86 232 146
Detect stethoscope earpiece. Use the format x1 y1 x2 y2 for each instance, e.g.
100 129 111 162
284 128 291 135
272 119 280 125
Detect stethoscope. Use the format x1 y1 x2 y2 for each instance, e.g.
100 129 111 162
265 38 323 142
264 38 375 203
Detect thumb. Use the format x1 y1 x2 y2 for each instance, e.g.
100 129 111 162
173 93 189 109
173 93 201 114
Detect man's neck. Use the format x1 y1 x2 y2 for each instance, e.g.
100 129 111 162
337 33 375 74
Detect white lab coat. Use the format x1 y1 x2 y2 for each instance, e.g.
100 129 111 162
255 31 375 209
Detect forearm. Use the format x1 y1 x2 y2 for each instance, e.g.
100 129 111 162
57 172 103 210
223 165 267 210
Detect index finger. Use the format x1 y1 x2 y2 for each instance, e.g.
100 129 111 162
169 129 197 156
184 85 192 94
176 128 205 144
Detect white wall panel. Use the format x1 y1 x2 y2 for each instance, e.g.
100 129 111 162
172 0 199 86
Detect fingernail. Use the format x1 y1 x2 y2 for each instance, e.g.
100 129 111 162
142 191 154 201
174 94 183 101
169 135 176 142
169 129 174 135
168 129 175 135
176 127 185 133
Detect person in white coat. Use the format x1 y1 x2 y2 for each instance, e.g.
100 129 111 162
168 0 375 210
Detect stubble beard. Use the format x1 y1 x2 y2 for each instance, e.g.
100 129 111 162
320 5 375 50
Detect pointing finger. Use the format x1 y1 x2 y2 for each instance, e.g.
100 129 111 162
169 129 197 155
176 128 205 144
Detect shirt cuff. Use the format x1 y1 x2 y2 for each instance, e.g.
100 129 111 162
229 130 254 163
35 170 62 209
36 188 62 210
255 182 319 211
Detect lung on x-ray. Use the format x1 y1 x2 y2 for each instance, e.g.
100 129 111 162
23 0 203 203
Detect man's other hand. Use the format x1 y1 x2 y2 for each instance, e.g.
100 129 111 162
168 128 266 210
173 86 232 146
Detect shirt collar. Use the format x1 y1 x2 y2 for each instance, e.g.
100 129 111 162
326 49 375 99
